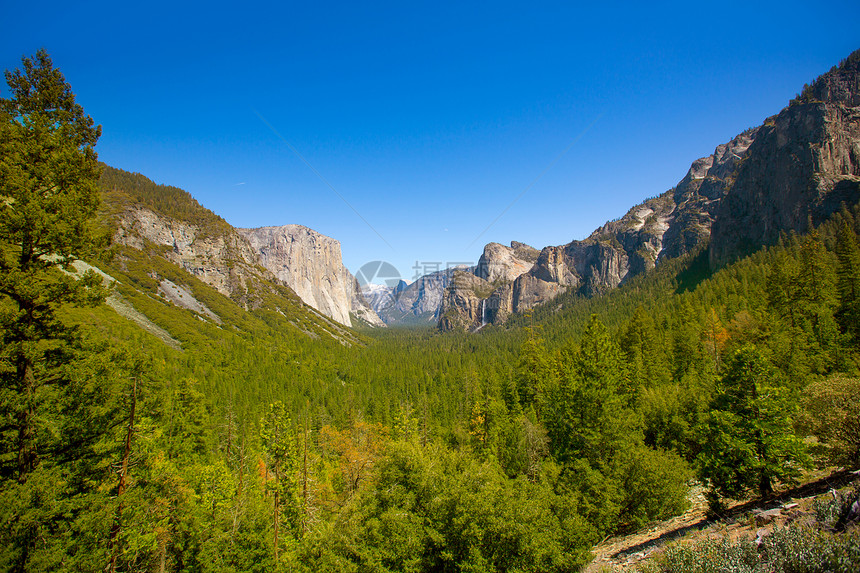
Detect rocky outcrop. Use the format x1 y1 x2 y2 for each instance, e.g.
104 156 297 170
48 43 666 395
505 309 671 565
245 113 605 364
386 270 451 324
661 128 759 259
114 206 268 307
475 241 539 283
238 225 383 327
365 242 538 328
435 243 538 330
710 52 860 265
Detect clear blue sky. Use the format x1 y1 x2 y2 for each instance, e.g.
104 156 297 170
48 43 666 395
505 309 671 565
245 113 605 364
4 1 859 283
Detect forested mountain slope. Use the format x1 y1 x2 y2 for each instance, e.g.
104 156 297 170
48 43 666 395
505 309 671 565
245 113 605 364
101 165 377 335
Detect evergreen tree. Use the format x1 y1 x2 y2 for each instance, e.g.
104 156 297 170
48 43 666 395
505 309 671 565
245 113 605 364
0 49 105 482
548 315 633 465
514 327 553 411
835 222 860 346
261 402 299 563
621 306 670 393
698 346 808 504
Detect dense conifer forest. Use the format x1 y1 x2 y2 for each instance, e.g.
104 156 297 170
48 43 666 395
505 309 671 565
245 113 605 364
2 51 859 572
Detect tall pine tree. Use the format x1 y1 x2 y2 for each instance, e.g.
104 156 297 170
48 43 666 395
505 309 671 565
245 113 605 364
0 49 105 482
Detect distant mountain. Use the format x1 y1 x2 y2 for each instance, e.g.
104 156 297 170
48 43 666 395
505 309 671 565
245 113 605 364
364 242 540 328
360 281 406 314
440 48 860 331
365 268 466 325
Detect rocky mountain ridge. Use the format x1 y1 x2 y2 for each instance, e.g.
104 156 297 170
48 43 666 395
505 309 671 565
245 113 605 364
439 49 860 331
106 168 384 328
439 127 758 332
709 52 860 265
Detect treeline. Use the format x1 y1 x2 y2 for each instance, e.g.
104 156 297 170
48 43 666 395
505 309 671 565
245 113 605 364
100 165 233 239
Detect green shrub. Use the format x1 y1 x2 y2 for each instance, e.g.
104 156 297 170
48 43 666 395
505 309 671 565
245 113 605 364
640 525 860 573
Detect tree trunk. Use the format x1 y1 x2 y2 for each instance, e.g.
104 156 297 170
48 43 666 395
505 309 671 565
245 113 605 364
302 426 308 535
16 358 36 483
108 378 137 573
273 465 280 563
759 472 773 499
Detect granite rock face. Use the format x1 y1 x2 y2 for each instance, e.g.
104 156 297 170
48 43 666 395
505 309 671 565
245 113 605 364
709 54 860 265
436 128 760 331
435 243 539 330
439 192 681 331
475 242 539 283
438 271 494 332
660 128 759 259
238 225 383 327
114 207 269 308
363 266 484 326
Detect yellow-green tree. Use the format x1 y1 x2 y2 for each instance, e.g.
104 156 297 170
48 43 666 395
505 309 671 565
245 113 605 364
260 402 299 563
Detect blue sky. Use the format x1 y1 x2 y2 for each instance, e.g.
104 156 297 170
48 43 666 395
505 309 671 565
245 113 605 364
4 1 859 283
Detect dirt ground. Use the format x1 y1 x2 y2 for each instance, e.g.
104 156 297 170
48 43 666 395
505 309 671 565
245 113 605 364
583 468 860 572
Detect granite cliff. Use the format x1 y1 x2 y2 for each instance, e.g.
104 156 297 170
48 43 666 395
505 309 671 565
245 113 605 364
238 225 384 328
475 242 539 283
709 52 860 266
438 271 497 332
